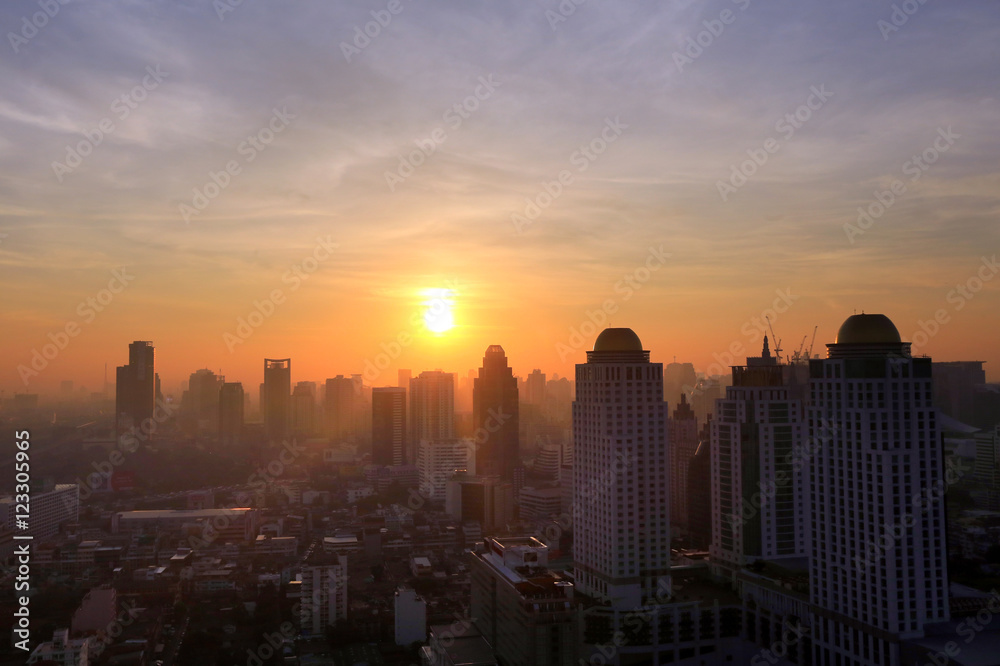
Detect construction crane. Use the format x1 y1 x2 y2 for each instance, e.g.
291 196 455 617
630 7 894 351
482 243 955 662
793 335 808 362
765 316 783 363
807 325 818 359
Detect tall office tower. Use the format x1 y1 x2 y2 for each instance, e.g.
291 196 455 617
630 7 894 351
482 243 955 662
573 328 669 608
373 387 407 466
663 360 697 406
397 369 411 390
691 376 723 424
809 314 949 666
687 439 712 550
263 358 291 442
667 393 698 533
473 346 520 482
710 337 806 571
324 375 358 441
291 381 317 436
115 341 155 437
533 444 562 481
409 370 455 462
525 369 547 406
182 369 223 432
218 382 244 447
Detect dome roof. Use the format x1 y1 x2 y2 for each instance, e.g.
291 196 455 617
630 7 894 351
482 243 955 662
835 314 901 344
593 328 643 352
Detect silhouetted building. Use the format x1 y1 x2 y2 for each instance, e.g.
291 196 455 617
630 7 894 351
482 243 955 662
711 336 806 571
687 432 712 550
219 382 244 447
525 369 546 406
373 387 407 466
409 370 455 463
809 314 949 664
182 368 223 433
115 341 155 440
263 358 291 442
933 361 987 424
445 473 513 532
292 381 317 436
663 360 697 406
324 375 361 442
667 393 698 533
473 346 520 484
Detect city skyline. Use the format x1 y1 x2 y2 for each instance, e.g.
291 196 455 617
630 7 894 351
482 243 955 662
2 1 999 393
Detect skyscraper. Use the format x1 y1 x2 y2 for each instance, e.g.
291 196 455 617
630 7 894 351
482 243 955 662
115 340 155 439
372 386 407 466
809 314 949 665
572 328 669 608
324 375 359 442
263 358 291 442
525 368 546 406
472 345 520 483
291 381 317 436
710 337 806 571
219 381 244 447
667 393 698 533
409 370 455 457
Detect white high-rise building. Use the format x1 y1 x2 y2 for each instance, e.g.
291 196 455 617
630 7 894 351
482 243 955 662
710 337 806 570
809 314 949 665
417 438 473 502
300 554 348 636
409 371 455 464
572 328 670 609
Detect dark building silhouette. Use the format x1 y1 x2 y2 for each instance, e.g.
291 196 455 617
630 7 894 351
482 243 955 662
292 381 317 436
409 370 455 463
687 422 712 550
116 340 155 439
324 375 361 442
181 368 223 433
668 393 699 533
219 381 244 447
372 386 406 466
263 358 291 441
473 346 520 485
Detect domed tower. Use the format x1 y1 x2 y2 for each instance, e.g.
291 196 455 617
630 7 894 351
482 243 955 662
573 328 670 610
809 313 948 665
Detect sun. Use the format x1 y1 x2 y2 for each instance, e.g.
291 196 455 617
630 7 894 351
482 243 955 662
422 288 455 334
